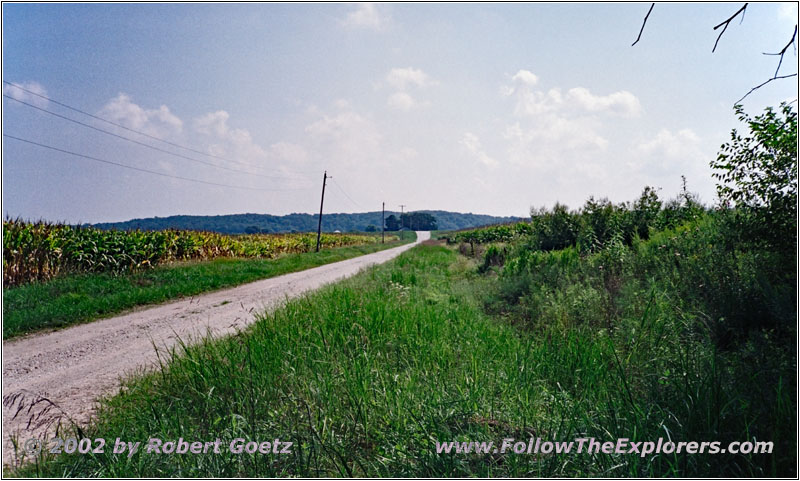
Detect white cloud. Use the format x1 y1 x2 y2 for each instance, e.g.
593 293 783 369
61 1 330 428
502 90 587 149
194 110 267 162
334 98 351 110
512 87 565 116
628 128 715 202
460 132 498 168
635 128 701 159
305 108 382 164
384 67 436 111
498 73 626 169
3 81 49 108
534 118 608 150
501 70 540 97
386 67 434 90
501 71 642 119
269 141 309 165
512 69 539 87
341 3 388 31
385 146 420 166
100 94 183 138
387 91 430 111
492 71 652 186
502 118 608 169
387 92 417 111
194 110 230 137
295 103 393 208
567 87 642 117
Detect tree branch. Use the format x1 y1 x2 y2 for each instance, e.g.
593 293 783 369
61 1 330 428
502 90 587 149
763 24 798 78
629 4 794 103
632 3 655 46
712 3 748 52
736 73 798 104
736 25 799 104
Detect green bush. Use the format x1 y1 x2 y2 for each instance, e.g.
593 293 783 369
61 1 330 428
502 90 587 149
711 102 797 251
483 212 795 475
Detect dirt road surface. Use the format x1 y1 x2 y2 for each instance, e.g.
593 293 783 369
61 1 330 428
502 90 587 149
2 231 428 466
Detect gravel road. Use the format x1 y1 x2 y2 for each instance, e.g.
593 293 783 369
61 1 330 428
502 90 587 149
2 231 428 466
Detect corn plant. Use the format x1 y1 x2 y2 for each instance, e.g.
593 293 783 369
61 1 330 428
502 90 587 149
3 219 390 287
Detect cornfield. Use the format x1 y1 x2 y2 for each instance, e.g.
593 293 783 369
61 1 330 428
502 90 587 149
3 219 391 287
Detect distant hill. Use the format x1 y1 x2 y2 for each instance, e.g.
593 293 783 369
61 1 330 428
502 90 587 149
91 211 525 234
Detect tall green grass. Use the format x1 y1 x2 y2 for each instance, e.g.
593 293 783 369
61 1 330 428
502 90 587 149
481 213 796 476
16 243 794 477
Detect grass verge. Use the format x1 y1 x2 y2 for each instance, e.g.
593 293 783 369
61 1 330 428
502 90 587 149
3 235 414 339
12 241 792 476
17 245 530 477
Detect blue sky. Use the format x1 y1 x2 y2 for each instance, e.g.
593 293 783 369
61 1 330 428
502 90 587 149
2 2 797 223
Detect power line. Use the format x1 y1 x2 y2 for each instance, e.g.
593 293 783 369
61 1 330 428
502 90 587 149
3 82 374 209
2 80 296 173
330 178 362 208
3 94 309 181
3 81 320 177
3 133 310 193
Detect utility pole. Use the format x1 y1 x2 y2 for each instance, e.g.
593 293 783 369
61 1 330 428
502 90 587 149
382 202 385 244
315 171 328 252
399 204 406 240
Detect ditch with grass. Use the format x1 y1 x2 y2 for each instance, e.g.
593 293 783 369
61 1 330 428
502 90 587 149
15 228 795 476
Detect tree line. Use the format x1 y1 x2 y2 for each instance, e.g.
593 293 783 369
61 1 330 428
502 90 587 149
383 212 438 231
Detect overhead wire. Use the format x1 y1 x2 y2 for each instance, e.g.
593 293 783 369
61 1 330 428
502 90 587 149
3 94 310 181
330 178 362 208
3 133 311 192
2 80 312 175
3 82 373 209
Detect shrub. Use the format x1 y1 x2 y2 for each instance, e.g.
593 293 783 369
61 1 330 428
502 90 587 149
711 102 797 251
